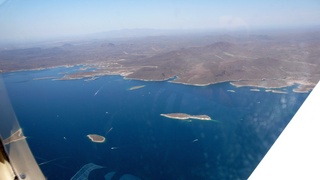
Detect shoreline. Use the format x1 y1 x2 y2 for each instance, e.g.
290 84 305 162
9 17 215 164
1 66 314 93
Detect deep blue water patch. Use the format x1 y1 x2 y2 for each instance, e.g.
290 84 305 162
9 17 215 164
2 67 309 179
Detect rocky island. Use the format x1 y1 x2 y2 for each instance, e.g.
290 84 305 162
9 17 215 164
160 113 214 122
87 134 106 143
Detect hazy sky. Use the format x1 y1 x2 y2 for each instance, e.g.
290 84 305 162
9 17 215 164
0 0 320 41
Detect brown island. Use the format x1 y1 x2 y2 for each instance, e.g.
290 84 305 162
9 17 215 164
87 134 106 143
160 113 214 122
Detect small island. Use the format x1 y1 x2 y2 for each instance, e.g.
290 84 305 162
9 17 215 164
191 115 212 120
128 85 145 91
271 90 287 94
160 113 213 122
87 134 106 143
265 89 287 94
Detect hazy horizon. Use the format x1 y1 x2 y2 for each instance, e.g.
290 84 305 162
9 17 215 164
0 0 320 42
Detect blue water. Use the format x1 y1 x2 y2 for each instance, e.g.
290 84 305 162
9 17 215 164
2 67 309 179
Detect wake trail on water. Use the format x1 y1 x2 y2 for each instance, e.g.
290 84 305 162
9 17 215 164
94 85 105 96
38 156 72 166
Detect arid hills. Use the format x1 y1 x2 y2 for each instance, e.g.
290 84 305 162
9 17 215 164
1 30 319 92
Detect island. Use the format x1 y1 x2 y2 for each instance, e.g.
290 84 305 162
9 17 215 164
128 85 145 91
265 89 287 94
160 113 213 122
87 134 106 143
271 90 287 94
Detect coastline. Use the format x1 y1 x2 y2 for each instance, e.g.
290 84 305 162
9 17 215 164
1 65 315 93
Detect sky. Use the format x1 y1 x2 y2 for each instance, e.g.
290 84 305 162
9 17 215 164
0 0 320 42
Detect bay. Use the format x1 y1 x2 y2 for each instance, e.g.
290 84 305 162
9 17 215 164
2 66 309 179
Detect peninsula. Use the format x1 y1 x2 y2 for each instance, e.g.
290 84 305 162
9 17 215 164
1 29 319 92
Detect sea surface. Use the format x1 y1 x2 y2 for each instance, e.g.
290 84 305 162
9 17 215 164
2 66 310 180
